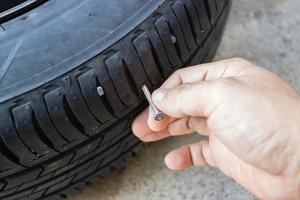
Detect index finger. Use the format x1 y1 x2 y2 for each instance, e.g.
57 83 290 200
160 58 254 90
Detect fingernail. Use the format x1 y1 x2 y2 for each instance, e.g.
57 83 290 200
152 89 167 102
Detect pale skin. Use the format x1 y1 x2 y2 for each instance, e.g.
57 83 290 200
132 58 300 200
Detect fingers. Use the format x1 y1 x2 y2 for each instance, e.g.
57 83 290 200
132 107 174 142
132 107 209 142
167 117 193 135
153 80 229 118
147 106 175 132
168 117 209 136
133 58 254 139
151 58 255 118
164 140 216 170
160 58 254 90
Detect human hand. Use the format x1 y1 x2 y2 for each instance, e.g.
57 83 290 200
132 58 300 200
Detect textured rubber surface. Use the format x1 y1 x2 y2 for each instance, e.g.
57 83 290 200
0 0 231 199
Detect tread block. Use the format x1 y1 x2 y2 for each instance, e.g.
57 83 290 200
78 70 116 124
44 88 88 143
120 39 150 95
155 16 183 68
12 103 58 159
215 0 226 14
63 80 103 136
175 0 205 45
90 58 128 118
31 99 69 152
165 9 191 63
146 26 173 77
104 52 140 108
204 0 218 23
133 32 164 86
0 110 38 166
191 0 212 34
172 1 197 52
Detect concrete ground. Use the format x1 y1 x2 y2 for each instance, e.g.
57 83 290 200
69 0 300 199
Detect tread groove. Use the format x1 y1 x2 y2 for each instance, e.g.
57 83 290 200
167 22 183 62
183 4 197 42
148 39 165 78
9 109 40 159
0 139 23 168
103 57 128 109
62 96 86 134
40 98 71 145
31 112 58 153
94 78 115 118
73 81 104 126
203 0 212 21
121 59 140 97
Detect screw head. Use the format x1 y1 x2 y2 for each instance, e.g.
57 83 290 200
171 35 176 43
97 86 104 96
154 113 165 121
25 105 31 111
55 91 61 96
89 72 95 77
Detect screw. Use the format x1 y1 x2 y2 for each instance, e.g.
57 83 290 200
171 35 177 43
97 86 104 96
25 104 31 111
142 85 165 121
55 91 61 96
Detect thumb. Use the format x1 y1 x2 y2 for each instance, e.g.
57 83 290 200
152 81 226 118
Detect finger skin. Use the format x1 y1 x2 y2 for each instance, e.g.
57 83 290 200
164 140 211 170
168 117 208 136
208 134 300 200
152 81 224 118
132 107 209 142
160 57 254 90
147 106 174 132
132 107 173 142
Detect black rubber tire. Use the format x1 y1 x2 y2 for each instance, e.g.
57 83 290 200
0 0 231 199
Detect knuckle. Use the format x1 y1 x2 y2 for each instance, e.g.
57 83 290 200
176 85 189 105
230 57 247 63
210 81 229 100
187 117 194 130
174 68 185 74
229 57 254 67
171 69 182 79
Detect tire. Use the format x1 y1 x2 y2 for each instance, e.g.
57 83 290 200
0 0 231 199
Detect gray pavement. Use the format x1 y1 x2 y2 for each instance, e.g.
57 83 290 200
69 0 300 199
